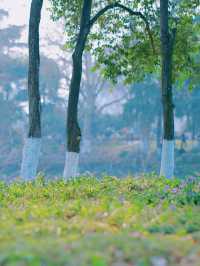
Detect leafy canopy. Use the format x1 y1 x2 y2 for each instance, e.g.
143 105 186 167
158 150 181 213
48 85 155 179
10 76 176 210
49 0 200 86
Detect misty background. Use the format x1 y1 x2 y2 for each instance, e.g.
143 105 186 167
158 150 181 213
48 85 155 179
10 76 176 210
0 0 200 180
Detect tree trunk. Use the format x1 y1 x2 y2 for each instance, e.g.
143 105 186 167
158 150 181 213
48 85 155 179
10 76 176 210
140 126 150 172
63 0 92 179
82 86 96 153
20 0 43 180
82 108 93 153
160 0 175 179
156 110 162 151
191 118 196 141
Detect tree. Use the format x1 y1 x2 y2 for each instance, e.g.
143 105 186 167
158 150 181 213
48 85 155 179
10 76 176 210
159 0 175 178
156 0 199 178
20 0 43 180
80 52 129 154
123 77 161 171
0 8 26 89
90 0 199 178
61 0 92 178
80 53 106 154
50 0 153 178
175 83 200 142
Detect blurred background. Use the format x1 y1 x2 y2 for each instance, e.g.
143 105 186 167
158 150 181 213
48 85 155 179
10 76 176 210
0 1 200 180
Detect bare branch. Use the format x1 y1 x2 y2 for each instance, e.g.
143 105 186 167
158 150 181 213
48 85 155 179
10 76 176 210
97 92 129 113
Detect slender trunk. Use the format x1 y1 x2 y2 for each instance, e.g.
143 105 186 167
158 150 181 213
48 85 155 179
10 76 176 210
63 0 92 179
192 118 196 141
156 110 162 151
160 0 175 179
81 53 95 153
20 0 43 180
82 87 96 153
82 108 93 153
140 126 150 172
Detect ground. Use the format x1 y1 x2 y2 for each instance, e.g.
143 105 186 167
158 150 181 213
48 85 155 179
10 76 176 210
0 175 200 265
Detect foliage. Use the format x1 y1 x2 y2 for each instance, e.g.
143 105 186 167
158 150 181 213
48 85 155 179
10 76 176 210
49 0 200 86
0 175 200 265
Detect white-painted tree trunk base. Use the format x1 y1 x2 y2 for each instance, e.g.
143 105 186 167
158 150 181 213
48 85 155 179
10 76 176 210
63 152 79 179
20 138 41 181
160 139 174 179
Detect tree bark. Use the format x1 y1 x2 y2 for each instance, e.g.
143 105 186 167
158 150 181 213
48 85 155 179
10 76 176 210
160 0 175 179
63 0 92 178
20 0 43 180
28 0 42 138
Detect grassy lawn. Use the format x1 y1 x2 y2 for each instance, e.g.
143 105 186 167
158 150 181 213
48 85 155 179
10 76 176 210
0 176 200 265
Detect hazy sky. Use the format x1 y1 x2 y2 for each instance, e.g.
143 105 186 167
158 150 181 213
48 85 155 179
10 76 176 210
0 0 64 58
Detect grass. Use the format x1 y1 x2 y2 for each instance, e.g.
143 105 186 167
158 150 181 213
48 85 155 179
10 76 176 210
0 175 200 265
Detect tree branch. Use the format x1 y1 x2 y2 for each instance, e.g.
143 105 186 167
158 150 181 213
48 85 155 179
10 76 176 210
90 2 155 53
97 92 129 113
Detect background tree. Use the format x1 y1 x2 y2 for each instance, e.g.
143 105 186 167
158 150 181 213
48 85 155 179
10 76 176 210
80 52 129 153
123 77 161 171
0 9 27 179
0 1 199 179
